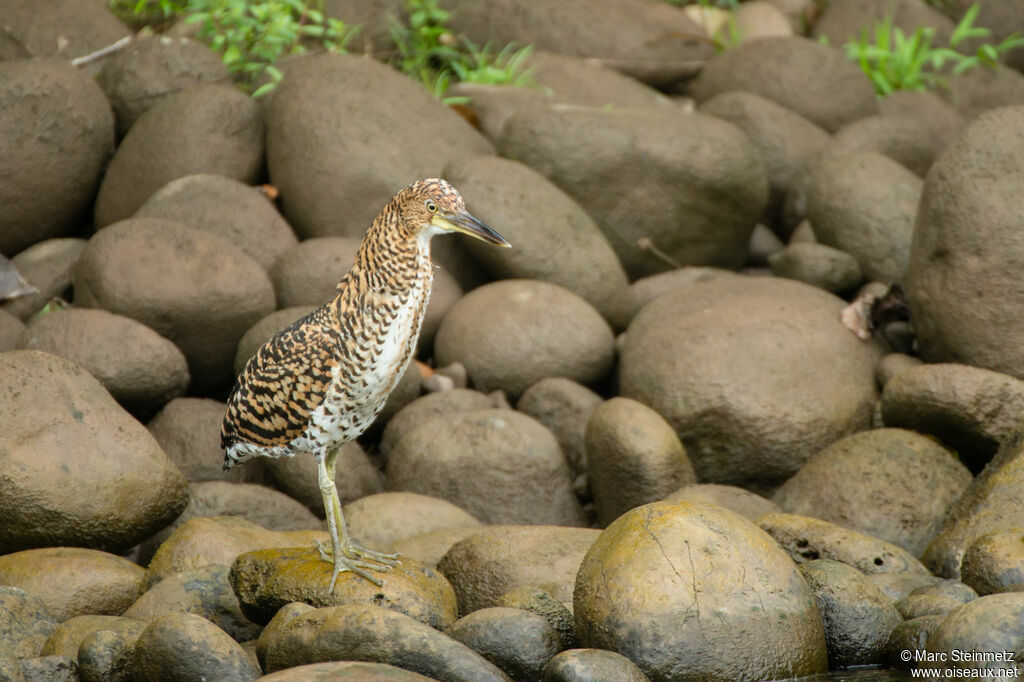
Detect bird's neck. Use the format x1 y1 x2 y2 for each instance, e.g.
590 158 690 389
348 211 432 295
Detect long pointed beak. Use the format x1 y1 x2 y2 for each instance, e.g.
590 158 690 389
433 210 511 248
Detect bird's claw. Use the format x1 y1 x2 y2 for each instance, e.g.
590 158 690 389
314 539 401 591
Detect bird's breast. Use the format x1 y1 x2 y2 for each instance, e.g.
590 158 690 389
307 272 432 448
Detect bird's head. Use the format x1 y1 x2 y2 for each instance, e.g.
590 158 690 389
399 178 511 248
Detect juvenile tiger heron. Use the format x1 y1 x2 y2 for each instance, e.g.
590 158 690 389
221 178 510 588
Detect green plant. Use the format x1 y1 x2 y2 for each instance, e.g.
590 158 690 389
109 0 354 96
389 0 536 103
845 3 1024 96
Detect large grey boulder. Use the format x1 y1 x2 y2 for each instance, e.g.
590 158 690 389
693 36 878 133
574 502 828 680
434 280 614 398
0 351 188 553
265 53 492 239
94 84 264 227
907 106 1024 378
74 218 276 393
135 174 297 271
619 276 877 491
773 428 972 556
443 0 712 87
0 60 113 256
501 107 768 279
443 155 627 320
806 151 922 284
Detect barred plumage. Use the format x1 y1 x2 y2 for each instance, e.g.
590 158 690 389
220 178 509 588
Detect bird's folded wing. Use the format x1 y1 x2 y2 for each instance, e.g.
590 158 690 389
221 322 340 449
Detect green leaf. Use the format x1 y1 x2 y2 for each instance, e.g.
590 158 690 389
252 82 277 97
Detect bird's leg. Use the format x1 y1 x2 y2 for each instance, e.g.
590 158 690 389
326 447 401 568
315 448 398 590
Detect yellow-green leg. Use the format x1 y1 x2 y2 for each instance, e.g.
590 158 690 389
315 448 400 590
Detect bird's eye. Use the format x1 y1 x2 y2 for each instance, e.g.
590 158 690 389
426 200 437 213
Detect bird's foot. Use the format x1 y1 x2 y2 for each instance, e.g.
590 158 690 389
314 540 401 590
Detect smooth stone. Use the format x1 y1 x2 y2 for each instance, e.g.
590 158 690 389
876 353 922 388
768 242 863 293
136 480 322 565
619 276 877 492
805 150 922 284
443 155 628 320
961 531 1024 596
387 409 585 526
435 280 614 399
692 36 878 132
96 35 230 138
922 435 1024 579
885 615 944 669
664 483 780 520
0 548 145 623
773 428 972 556
812 0 954 47
380 389 497 456
260 604 511 681
605 267 739 332
0 588 56 659
799 559 902 667
500 108 767 279
129 613 258 681
134 174 297 271
747 223 786 266
699 91 829 228
495 586 577 650
146 516 327 585
16 307 189 416
438 526 601 615
517 378 603 475
77 621 150 682
39 615 138 661
758 513 930 574
907 106 1024 377
865 572 941 602
584 397 696 526
0 60 113 256
878 90 965 148
389 528 486 570
74 218 276 393
881 363 1024 472
910 579 978 604
259 661 435 681
895 594 962 620
269 237 360 309
122 564 260 643
544 648 651 682
93 83 264 227
229 546 457 629
342 492 482 549
0 351 188 553
444 0 711 87
445 607 563 680
265 53 492 240
146 397 269 484
926 594 1024 677
0 239 86 321
16 655 76 682
265 441 382 518
827 113 950 178
574 502 828 680
943 62 1024 119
